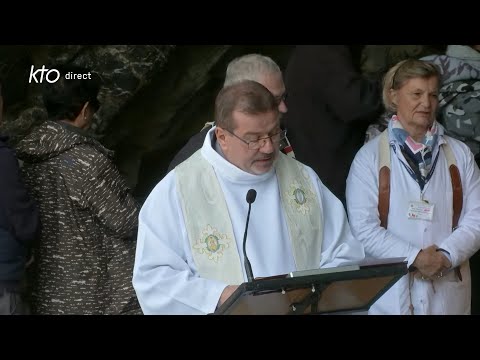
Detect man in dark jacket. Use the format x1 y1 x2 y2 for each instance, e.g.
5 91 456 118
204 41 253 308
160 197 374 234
282 46 383 206
0 83 39 315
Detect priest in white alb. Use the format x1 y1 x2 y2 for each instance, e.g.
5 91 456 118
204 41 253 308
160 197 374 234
132 80 365 315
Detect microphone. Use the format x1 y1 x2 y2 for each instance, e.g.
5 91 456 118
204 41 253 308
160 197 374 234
243 189 257 283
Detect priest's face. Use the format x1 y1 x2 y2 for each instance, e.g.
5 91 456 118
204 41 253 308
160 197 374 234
217 109 281 175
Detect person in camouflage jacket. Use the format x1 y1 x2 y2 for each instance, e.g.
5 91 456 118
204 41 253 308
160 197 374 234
422 45 480 316
422 45 480 163
15 65 142 315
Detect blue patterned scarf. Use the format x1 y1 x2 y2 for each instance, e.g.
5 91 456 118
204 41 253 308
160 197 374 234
388 115 440 188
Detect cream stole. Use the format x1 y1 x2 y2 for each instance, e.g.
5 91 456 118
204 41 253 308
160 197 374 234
175 151 324 284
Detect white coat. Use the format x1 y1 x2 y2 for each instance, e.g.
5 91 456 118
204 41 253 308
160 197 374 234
346 131 480 314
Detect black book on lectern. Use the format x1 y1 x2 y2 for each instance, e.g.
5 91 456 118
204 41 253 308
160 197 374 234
213 257 408 315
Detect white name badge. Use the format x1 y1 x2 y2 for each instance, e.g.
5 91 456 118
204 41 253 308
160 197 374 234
407 201 434 221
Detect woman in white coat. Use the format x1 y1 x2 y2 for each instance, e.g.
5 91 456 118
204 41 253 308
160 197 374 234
346 59 480 315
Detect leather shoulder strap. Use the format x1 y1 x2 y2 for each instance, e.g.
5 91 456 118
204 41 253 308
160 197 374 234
443 140 463 230
378 130 391 229
378 133 463 231
442 140 464 281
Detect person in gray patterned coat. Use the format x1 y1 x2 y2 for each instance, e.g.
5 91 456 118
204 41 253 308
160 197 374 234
15 65 142 315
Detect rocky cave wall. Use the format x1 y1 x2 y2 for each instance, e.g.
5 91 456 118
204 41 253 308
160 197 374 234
0 45 295 200
0 45 446 200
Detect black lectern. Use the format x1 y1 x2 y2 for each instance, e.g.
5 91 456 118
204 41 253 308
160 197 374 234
213 257 407 315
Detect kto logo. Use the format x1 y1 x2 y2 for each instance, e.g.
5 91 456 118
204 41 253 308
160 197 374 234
28 65 60 84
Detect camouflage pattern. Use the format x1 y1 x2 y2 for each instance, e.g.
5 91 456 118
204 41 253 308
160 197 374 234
438 79 480 157
422 46 480 159
364 114 389 144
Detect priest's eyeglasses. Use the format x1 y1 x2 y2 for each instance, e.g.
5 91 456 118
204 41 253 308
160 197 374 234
224 128 287 150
